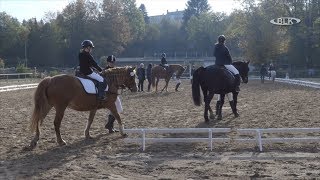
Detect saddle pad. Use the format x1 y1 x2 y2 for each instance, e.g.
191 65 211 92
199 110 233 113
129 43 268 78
77 77 108 94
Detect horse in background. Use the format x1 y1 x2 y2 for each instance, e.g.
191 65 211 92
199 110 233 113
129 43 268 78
151 64 186 92
28 66 137 149
192 61 250 122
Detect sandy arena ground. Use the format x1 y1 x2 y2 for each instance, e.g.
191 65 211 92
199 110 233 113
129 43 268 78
1 79 320 179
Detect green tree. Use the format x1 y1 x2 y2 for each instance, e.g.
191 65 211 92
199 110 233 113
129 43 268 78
186 12 227 53
122 0 145 41
0 58 5 68
183 0 210 27
139 4 150 24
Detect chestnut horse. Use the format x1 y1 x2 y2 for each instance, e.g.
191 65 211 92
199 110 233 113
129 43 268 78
29 66 137 149
151 64 186 92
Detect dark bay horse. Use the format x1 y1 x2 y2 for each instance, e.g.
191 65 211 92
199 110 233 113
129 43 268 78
192 61 250 122
151 64 186 92
29 66 137 149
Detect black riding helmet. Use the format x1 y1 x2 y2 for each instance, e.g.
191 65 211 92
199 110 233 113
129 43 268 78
218 35 226 43
81 40 94 48
161 53 166 58
107 55 116 62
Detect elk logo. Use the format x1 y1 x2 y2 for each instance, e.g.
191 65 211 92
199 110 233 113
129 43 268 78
270 17 301 26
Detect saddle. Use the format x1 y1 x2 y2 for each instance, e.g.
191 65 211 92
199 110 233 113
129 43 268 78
206 65 235 78
74 67 108 94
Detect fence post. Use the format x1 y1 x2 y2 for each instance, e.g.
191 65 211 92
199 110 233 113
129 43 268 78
209 129 213 151
256 130 263 151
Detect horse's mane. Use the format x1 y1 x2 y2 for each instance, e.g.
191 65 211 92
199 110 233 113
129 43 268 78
100 66 134 87
103 66 131 75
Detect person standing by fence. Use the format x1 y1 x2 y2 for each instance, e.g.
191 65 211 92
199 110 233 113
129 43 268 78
137 63 146 92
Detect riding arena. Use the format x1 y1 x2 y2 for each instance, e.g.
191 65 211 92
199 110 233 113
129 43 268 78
1 69 320 179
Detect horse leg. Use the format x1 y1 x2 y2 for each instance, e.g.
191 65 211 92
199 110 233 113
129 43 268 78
29 123 40 149
29 106 52 149
156 78 159 92
84 109 97 139
228 93 239 117
217 94 225 120
108 106 127 137
161 78 169 92
203 90 210 123
230 92 239 117
207 93 215 120
54 106 67 146
215 94 221 115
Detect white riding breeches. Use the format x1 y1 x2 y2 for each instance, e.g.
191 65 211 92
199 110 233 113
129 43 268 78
87 71 104 82
224 65 239 75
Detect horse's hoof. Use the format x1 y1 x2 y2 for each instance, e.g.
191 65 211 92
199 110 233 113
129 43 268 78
108 128 119 133
121 133 128 138
204 118 209 123
29 140 37 149
217 115 222 120
234 113 239 118
58 140 67 146
85 135 93 140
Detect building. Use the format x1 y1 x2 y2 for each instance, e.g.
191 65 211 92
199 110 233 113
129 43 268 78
149 10 184 24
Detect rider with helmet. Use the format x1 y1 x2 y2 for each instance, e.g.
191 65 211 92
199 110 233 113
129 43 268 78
213 35 241 92
105 55 116 70
160 53 169 70
79 40 106 100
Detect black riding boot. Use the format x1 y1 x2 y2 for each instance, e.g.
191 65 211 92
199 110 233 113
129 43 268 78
234 74 241 92
105 114 119 133
229 100 239 117
97 82 106 100
175 83 181 91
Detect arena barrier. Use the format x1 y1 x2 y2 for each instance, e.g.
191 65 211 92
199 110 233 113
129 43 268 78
124 128 320 151
0 83 38 92
250 77 320 89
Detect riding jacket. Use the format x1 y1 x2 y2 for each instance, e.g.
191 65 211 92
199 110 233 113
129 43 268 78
79 50 102 75
213 43 232 66
161 57 168 65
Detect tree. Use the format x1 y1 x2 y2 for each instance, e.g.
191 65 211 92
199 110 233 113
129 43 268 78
183 0 210 27
122 0 146 41
0 58 5 68
186 12 227 53
139 4 150 24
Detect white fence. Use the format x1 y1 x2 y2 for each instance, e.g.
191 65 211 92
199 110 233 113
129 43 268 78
124 128 320 151
250 76 320 89
0 83 38 92
0 73 34 79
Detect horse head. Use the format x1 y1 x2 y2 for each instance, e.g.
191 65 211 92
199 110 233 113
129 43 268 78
102 66 137 92
169 64 186 78
233 61 250 83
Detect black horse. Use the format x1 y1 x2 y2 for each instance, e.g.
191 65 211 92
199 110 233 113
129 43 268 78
192 61 250 122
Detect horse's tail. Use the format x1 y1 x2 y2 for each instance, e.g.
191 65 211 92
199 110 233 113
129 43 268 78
151 70 156 87
192 67 203 106
30 77 52 132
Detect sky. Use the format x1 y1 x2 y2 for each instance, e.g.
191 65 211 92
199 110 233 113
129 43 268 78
0 0 242 22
